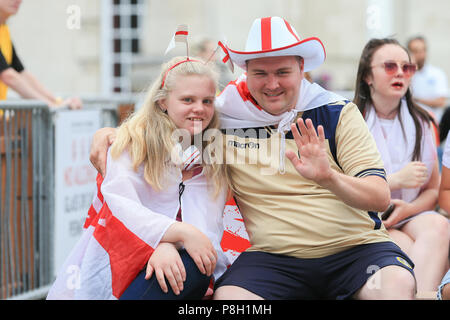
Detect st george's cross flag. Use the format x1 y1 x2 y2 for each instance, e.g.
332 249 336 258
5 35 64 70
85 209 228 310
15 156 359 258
217 40 234 73
165 24 189 55
46 149 250 299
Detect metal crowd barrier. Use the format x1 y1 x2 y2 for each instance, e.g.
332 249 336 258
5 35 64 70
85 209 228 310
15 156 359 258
0 96 137 300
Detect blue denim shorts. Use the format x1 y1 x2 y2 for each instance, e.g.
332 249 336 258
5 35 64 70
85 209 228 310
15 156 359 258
438 269 450 300
214 241 415 300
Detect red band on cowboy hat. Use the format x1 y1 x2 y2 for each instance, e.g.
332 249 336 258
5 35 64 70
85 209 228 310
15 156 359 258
226 16 326 72
260 17 272 51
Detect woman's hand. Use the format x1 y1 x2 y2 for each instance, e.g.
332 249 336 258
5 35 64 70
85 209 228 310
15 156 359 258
161 222 217 277
388 161 428 190
60 96 83 110
180 223 217 277
145 242 186 295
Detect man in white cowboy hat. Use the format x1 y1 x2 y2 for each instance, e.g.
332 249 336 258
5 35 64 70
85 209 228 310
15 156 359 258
89 17 417 300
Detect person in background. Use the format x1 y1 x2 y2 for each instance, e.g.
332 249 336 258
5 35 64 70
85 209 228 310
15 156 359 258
354 38 449 292
0 0 81 109
437 132 450 300
191 36 234 91
438 132 450 215
437 269 450 300
407 36 448 123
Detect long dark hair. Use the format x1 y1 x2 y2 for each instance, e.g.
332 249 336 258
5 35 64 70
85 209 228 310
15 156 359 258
353 38 434 161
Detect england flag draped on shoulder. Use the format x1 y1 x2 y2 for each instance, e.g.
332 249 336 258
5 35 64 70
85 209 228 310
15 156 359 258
47 149 230 300
47 154 161 300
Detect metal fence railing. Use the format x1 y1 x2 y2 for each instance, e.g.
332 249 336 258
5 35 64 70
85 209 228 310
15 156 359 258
0 97 137 300
0 102 52 300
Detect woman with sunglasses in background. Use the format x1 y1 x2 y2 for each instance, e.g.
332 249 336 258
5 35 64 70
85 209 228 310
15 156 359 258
353 38 449 293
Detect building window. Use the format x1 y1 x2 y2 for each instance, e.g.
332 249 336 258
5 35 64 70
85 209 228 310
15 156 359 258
102 0 143 94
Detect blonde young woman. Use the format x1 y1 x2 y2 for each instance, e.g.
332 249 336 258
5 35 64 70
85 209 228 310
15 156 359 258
354 38 449 292
47 56 230 300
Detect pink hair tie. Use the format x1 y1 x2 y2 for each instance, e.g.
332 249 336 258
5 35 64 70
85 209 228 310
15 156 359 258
160 58 201 88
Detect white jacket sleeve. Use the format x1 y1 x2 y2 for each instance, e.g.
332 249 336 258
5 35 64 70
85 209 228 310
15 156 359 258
101 149 177 249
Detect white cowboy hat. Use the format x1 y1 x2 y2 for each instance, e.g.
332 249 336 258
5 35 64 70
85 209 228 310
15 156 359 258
227 16 326 72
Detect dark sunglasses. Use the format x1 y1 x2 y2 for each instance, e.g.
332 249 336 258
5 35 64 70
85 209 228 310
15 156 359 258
372 60 417 77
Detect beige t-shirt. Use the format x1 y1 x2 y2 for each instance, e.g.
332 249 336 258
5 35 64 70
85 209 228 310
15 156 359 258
223 101 392 259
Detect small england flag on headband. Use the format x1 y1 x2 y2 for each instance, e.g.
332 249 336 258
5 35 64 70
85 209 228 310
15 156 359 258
218 40 234 73
165 24 189 55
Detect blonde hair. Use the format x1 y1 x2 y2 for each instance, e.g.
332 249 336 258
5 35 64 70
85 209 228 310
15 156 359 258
110 56 229 198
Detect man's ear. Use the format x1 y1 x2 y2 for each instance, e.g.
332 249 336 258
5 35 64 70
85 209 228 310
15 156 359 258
297 56 305 72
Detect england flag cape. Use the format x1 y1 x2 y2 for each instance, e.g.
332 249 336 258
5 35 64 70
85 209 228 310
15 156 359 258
47 150 230 300
216 74 344 129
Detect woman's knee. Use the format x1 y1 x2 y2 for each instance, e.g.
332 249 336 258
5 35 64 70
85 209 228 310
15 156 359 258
421 214 449 243
406 214 449 242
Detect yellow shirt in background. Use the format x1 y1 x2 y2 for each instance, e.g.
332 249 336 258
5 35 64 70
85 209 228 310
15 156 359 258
0 24 13 100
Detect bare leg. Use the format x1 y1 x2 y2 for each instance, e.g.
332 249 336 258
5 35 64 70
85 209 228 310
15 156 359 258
213 285 264 300
354 265 416 300
387 228 414 255
401 214 449 291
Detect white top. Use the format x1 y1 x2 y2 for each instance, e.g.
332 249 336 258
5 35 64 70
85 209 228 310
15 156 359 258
411 64 448 100
411 63 449 121
47 149 229 299
100 150 229 275
365 100 437 203
378 117 395 139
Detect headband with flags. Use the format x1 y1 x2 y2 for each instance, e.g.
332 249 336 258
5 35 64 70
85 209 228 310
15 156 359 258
161 24 197 88
161 25 236 88
160 58 201 88
217 40 234 73
202 38 234 74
